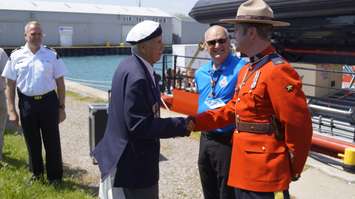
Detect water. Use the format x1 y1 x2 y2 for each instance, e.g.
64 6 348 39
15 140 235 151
63 55 169 91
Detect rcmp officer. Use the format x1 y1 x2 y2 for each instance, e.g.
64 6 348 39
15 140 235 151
92 20 192 199
190 0 313 198
1 21 67 183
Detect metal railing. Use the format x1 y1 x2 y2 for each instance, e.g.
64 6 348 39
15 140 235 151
160 54 210 94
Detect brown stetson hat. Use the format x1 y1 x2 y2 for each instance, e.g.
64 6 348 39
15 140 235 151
220 0 290 27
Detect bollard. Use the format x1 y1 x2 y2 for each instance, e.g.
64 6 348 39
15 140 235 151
338 147 355 173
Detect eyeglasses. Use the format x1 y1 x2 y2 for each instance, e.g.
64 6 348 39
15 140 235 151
206 38 227 46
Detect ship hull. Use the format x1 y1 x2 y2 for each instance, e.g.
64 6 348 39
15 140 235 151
189 0 355 64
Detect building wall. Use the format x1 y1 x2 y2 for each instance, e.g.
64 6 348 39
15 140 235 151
172 17 208 45
172 17 182 44
0 10 172 46
180 20 207 44
0 11 28 46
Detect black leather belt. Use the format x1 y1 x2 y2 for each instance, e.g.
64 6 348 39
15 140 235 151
235 120 274 134
18 90 55 101
201 131 233 144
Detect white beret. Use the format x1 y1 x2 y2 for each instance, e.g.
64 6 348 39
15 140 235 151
126 20 162 44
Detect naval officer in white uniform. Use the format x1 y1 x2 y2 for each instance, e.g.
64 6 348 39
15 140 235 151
1 21 67 184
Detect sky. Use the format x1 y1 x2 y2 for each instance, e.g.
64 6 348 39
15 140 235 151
37 0 200 16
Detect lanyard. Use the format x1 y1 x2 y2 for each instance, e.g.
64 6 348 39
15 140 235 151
209 66 223 98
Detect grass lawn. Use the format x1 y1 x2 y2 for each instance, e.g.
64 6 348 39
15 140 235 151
189 131 201 140
66 91 106 103
0 131 97 199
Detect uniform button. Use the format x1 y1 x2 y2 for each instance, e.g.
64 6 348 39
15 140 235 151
248 90 252 93
262 146 266 151
236 115 240 118
237 98 240 102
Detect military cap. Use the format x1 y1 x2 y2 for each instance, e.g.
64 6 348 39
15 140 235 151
126 20 162 44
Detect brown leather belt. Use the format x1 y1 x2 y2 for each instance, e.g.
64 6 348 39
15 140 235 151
235 120 274 134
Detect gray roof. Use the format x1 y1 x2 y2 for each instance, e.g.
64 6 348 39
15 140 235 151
0 0 172 17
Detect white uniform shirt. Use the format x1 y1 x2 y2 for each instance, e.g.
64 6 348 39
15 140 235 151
1 44 67 96
0 48 9 91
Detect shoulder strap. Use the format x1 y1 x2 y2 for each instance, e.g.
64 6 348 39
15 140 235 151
45 46 60 59
270 53 285 66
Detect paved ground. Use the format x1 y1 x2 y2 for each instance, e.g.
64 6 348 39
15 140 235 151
63 80 355 199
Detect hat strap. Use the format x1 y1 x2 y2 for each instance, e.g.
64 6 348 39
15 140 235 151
236 15 273 21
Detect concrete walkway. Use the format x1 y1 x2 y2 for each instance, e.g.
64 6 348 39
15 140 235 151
290 155 355 199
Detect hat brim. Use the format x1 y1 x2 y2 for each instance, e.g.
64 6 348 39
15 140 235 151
220 18 290 27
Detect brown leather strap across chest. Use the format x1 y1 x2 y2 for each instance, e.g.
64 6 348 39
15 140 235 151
235 120 274 134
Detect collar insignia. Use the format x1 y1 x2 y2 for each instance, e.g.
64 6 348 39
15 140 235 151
286 84 294 92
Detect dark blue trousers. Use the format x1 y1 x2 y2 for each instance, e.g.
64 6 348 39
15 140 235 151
198 132 235 199
18 90 63 181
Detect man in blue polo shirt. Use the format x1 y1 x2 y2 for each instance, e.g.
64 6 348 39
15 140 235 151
195 25 245 199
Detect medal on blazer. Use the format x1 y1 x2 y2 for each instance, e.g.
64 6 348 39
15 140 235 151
152 102 160 118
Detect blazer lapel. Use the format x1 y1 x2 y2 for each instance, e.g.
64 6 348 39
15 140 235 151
133 55 160 103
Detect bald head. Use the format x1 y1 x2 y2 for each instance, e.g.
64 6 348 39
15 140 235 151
204 25 230 66
204 25 229 41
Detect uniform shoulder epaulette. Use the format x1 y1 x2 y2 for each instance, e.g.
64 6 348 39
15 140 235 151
8 47 22 60
270 53 285 66
11 47 21 54
44 46 60 59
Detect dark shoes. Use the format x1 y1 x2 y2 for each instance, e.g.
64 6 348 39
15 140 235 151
28 174 63 186
49 179 63 186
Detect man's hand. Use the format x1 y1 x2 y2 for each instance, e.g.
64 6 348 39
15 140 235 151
59 109 66 123
186 116 196 132
8 110 19 127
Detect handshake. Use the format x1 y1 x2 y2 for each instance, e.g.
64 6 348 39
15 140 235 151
185 116 196 132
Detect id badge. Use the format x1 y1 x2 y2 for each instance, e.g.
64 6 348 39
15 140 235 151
204 98 226 109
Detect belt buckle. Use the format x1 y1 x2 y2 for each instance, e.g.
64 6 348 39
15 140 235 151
34 95 42 100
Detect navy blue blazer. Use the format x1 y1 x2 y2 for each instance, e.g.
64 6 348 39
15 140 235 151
92 55 189 188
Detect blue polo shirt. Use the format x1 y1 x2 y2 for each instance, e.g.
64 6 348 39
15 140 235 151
195 53 245 134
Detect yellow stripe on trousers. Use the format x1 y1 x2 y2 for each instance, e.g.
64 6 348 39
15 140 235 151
274 191 284 199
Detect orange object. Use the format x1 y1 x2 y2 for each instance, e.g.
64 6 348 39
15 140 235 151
194 46 313 192
312 133 355 157
342 65 355 83
171 89 199 115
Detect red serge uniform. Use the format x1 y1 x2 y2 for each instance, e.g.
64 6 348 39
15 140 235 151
194 46 313 192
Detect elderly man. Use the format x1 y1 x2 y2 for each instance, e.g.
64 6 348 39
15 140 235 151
0 48 8 165
195 25 245 199
92 20 192 199
1 21 66 183
190 0 313 198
